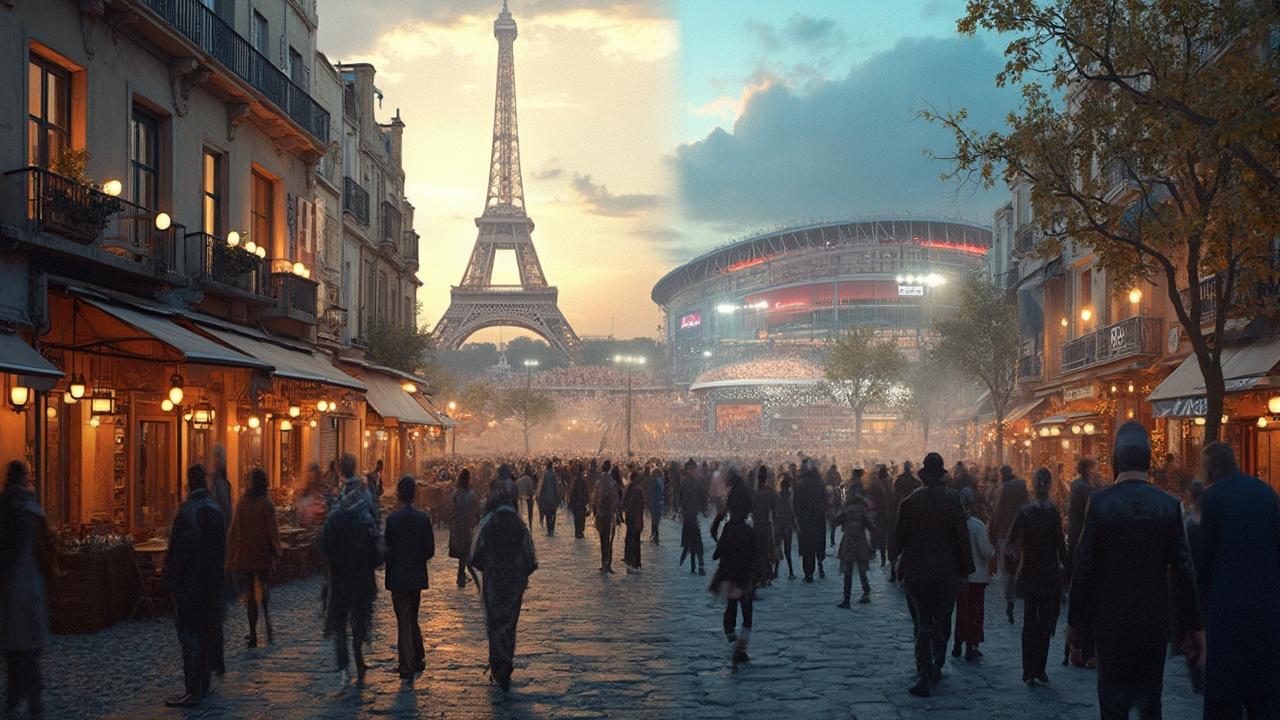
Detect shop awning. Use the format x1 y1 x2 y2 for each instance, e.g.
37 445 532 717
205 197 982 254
1006 397 1051 424
417 396 456 427
360 371 436 425
0 332 62 379
969 390 993 421
201 327 365 391
83 299 270 370
1148 336 1280 417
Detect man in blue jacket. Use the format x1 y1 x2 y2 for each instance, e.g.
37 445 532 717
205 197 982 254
1199 442 1280 719
384 475 435 680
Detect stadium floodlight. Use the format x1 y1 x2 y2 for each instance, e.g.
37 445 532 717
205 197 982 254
716 303 738 314
702 350 713 358
895 275 904 283
752 300 769 310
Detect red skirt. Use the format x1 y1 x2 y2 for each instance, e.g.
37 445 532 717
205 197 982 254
954 582 987 645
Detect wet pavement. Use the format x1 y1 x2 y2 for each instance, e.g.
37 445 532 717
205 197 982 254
32 511 1202 719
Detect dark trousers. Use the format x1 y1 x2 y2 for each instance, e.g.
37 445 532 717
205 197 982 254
391 591 424 676
4 649 42 710
780 532 794 575
801 550 818 579
954 582 987 646
525 499 534 527
456 558 467 586
905 583 956 683
330 602 372 673
573 509 587 538
724 596 754 636
597 521 614 569
842 568 870 599
1097 639 1167 720
1021 593 1059 680
650 513 661 543
542 510 556 536
624 525 642 568
1204 694 1280 720
176 605 220 697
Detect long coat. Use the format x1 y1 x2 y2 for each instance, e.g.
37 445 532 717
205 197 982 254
991 477 1030 543
384 505 435 592
834 493 874 570
1199 470 1280 700
225 492 282 574
894 483 974 592
887 471 919 559
166 488 228 617
1009 500 1068 597
0 486 56 653
537 469 562 515
449 488 479 560
792 469 827 558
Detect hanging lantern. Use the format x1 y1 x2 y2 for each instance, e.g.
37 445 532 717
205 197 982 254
1259 417 1269 429
154 212 172 231
190 402 214 430
247 415 261 429
168 374 185 405
88 415 100 428
7 383 31 413
1071 424 1082 435
45 405 56 419
89 390 116 416
62 392 77 405
288 405 301 418
309 419 317 428
279 419 293 431
69 374 87 399
316 400 329 412
161 398 175 412
1083 422 1096 435
1268 396 1280 414
227 231 241 247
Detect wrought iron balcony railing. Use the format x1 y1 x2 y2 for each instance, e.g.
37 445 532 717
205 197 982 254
4 166 181 276
136 0 329 143
1017 351 1043 381
269 271 319 321
185 232 269 298
1061 315 1162 373
343 176 369 225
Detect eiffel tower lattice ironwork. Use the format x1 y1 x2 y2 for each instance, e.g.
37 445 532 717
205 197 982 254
432 1 581 360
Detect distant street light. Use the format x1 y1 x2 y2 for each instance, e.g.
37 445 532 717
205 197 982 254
613 355 646 456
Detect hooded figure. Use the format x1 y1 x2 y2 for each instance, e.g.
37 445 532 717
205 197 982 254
792 460 828 582
322 476 383 689
469 486 538 691
894 453 974 697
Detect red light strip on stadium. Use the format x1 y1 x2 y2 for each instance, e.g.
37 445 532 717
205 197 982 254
727 256 775 272
918 240 989 255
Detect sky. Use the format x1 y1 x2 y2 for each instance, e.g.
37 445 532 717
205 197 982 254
317 0 1019 343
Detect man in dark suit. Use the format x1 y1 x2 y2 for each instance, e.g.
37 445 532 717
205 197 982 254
894 452 974 697
1067 421 1203 720
1199 442 1280 719
384 475 435 680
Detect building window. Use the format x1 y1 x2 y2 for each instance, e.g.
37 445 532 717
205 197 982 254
288 46 307 87
130 106 160 211
202 149 222 236
28 54 71 169
251 170 273 257
252 11 269 55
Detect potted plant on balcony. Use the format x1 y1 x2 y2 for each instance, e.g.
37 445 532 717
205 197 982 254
44 149 124 242
210 241 262 286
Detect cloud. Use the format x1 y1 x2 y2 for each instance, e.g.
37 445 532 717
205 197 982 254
782 14 844 49
674 35 1018 228
569 174 662 217
531 162 564 181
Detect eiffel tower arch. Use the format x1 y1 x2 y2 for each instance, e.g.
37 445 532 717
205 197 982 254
432 1 581 360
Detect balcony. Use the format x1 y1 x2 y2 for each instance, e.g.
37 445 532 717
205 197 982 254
135 0 329 144
343 177 369 225
1014 225 1037 255
1017 351 1043 381
2 166 182 280
185 232 270 300
265 271 319 324
403 231 420 270
1061 315 1162 373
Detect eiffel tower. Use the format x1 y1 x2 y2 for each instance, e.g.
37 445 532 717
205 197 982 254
432 1 581 360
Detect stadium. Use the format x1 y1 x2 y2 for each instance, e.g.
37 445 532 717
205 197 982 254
651 217 992 446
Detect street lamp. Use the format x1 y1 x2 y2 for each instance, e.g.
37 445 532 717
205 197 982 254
447 401 458 457
521 359 539 453
613 355 646 457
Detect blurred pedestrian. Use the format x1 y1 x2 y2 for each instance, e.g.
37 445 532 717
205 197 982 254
517 464 536 527
867 465 892 567
1067 422 1202 719
888 461 920 582
1 461 56 716
833 482 873 607
623 469 645 573
592 464 621 573
1198 442 1280 719
569 463 591 539
794 459 828 583
679 462 707 575
470 485 538 691
775 474 797 579
1009 468 1067 687
164 464 227 707
648 464 665 545
752 466 779 587
710 474 756 668
953 487 994 662
323 475 382 690
384 475 435 680
991 465 1029 624
537 460 561 536
449 469 479 588
225 468 281 648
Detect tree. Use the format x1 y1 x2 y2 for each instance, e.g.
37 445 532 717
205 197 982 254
457 380 502 437
898 350 965 448
935 278 1021 464
928 0 1280 443
365 311 435 377
500 388 557 454
823 326 907 447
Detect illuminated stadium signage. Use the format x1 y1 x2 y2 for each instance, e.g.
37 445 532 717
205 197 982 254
918 240 989 255
898 285 925 296
680 312 702 329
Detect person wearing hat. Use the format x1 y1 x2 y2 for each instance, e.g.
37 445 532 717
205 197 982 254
1067 421 1202 719
894 452 974 697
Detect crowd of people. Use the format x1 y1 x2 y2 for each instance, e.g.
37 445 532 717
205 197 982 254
1 422 1279 718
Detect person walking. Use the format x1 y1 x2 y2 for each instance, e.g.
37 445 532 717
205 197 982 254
824 463 843 547
0 461 56 716
793 459 828 583
775 474 797 579
952 487 994 662
569 463 591 539
1065 457 1099 667
164 465 228 707
679 462 707 575
449 470 479 588
367 459 385 502
622 469 645 574
894 453 974 698
470 486 538 691
648 465 665 545
322 474 383 690
1009 468 1068 687
225 468 281 649
710 475 757 668
867 465 892 568
1198 442 1280 719
888 461 920 582
990 465 1030 624
1067 422 1202 720
592 464 621 573
383 475 435 681
517 465 536 528
751 466 779 587
537 460 561 537
833 483 874 607
208 444 233 674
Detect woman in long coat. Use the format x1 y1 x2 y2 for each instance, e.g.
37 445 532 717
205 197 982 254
750 466 778 586
834 485 874 606
470 488 537 691
449 470 480 588
225 468 282 647
792 462 828 582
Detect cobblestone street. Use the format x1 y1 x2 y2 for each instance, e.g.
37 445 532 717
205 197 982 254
34 512 1203 719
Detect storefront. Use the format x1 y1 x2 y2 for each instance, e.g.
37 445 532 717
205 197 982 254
0 329 64 499
343 363 436 481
